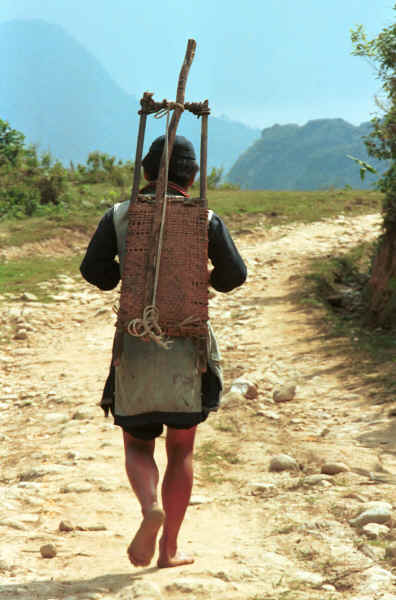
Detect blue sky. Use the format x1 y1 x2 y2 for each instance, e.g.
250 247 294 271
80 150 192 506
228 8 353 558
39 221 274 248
1 0 394 128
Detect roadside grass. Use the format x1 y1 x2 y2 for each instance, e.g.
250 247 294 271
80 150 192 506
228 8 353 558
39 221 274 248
208 188 382 224
0 186 382 250
0 182 123 248
213 414 240 434
0 255 82 301
195 439 241 484
0 186 383 303
299 241 396 402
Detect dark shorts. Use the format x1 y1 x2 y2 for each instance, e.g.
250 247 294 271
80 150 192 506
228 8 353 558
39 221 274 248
122 420 198 441
103 363 219 441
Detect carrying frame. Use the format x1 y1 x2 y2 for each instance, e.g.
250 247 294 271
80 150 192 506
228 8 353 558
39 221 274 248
114 40 211 370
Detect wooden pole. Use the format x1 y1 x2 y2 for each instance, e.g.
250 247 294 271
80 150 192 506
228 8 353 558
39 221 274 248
200 100 209 208
154 38 196 203
144 39 197 307
129 92 153 203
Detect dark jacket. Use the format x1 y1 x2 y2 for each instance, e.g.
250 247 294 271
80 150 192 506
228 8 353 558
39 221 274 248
80 207 247 293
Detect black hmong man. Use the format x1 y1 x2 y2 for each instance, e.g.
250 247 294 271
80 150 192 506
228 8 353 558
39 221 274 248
80 135 246 568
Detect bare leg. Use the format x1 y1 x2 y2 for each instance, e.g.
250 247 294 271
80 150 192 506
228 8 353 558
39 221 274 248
123 431 165 566
157 426 196 568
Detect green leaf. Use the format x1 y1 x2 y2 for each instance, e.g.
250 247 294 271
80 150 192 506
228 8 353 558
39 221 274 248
347 155 377 181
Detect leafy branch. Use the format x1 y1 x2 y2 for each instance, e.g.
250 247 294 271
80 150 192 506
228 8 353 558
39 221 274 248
346 155 377 181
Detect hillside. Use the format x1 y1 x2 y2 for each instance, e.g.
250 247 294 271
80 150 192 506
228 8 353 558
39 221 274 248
228 119 383 189
0 19 260 171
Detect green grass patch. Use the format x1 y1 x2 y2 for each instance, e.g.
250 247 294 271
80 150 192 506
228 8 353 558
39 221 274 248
0 182 124 248
207 188 382 223
195 439 241 484
0 255 82 301
213 414 240 434
303 242 373 300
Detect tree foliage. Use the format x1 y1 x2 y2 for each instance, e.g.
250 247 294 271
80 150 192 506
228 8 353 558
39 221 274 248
81 151 134 186
0 119 25 167
0 119 135 219
0 123 69 218
351 7 396 328
351 15 396 231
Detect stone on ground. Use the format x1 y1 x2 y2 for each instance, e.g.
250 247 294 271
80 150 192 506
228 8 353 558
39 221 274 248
269 454 299 472
40 543 57 558
321 461 349 475
273 383 296 403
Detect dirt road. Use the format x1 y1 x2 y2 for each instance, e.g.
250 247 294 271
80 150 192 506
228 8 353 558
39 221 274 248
1 212 396 600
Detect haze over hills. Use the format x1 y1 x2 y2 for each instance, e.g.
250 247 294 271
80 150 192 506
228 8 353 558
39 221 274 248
0 19 260 172
1 19 382 189
228 119 382 190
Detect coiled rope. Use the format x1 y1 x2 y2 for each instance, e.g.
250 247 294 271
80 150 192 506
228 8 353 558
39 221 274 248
127 305 171 349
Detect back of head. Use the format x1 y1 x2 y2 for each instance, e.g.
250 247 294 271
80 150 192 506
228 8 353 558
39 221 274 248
142 135 199 188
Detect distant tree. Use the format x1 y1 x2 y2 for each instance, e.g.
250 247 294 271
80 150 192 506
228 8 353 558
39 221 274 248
351 8 396 328
81 151 133 186
193 166 224 191
40 151 53 169
35 160 67 205
0 120 67 214
23 144 40 173
86 151 102 181
207 167 224 189
0 119 25 167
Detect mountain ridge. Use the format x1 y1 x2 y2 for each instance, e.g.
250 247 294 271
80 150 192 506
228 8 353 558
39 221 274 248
227 118 382 189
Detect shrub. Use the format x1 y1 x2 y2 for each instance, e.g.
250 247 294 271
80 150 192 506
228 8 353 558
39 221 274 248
35 161 67 205
0 185 41 219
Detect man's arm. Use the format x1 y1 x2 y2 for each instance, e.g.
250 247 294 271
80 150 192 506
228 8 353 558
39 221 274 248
208 214 247 292
80 208 121 290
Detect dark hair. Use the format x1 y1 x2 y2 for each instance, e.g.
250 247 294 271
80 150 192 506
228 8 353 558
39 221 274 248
142 135 199 188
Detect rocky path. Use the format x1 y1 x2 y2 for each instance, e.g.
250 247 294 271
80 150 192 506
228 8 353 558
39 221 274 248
1 213 396 600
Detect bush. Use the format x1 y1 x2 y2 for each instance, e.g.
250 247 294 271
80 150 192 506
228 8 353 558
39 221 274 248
77 152 134 186
0 185 41 219
0 119 25 168
35 161 67 205
0 120 135 219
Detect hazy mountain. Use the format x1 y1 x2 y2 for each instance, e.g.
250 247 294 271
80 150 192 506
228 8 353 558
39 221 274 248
0 20 260 170
227 119 382 189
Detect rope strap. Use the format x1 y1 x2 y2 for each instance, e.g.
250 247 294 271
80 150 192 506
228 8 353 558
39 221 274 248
139 93 210 118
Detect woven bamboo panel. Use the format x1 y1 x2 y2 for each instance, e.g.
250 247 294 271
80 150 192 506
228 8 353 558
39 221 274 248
118 196 208 339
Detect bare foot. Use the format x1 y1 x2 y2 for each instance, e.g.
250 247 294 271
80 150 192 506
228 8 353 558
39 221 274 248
127 506 165 567
157 539 194 568
157 551 194 568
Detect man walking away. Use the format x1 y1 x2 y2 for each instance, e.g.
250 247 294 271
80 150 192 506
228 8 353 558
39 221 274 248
80 135 247 568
